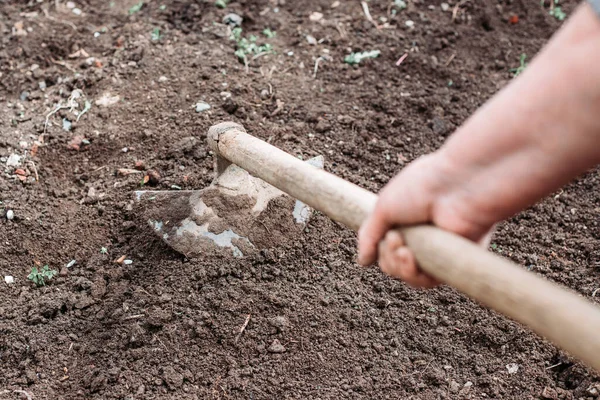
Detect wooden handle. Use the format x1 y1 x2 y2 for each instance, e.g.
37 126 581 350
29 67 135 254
208 122 600 372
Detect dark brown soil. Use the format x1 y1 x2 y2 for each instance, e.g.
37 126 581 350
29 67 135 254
1 0 599 399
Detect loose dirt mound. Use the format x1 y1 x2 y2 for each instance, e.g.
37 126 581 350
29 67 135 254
1 0 598 399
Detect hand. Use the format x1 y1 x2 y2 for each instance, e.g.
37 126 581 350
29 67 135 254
358 152 496 288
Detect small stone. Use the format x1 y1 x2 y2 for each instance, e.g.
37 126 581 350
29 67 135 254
6 153 22 167
405 20 415 28
268 316 289 331
223 13 243 27
66 260 77 268
122 147 129 153
260 89 270 99
162 366 184 389
20 91 29 101
267 339 286 353
506 363 519 374
309 12 324 22
195 102 211 113
441 2 450 11
38 81 47 90
158 76 168 82
4 276 14 284
306 35 317 45
6 210 14 220
449 380 460 393
134 160 146 170
123 260 133 265
315 120 331 133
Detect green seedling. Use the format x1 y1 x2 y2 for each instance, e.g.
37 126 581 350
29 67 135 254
100 247 108 254
129 1 144 15
159 4 166 11
344 50 381 65
391 0 407 15
28 265 58 287
549 6 566 20
215 0 228 8
151 28 162 41
542 0 567 21
262 28 276 38
510 53 527 77
230 28 274 61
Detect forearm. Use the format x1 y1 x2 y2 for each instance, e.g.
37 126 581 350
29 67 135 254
438 3 600 221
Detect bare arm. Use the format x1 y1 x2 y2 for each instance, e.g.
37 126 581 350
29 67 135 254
358 3 600 287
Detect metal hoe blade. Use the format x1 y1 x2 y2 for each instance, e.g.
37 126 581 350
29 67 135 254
135 156 323 258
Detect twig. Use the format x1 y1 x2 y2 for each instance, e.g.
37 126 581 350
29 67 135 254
396 53 408 66
593 288 600 297
234 314 251 343
444 53 456 67
313 57 325 79
28 161 39 182
14 390 33 400
42 7 77 31
452 0 471 21
50 58 76 73
360 1 380 29
546 361 562 370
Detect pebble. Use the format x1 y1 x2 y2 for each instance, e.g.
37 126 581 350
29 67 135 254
6 210 14 220
306 35 317 45
6 153 22 167
195 102 211 113
405 20 415 28
4 276 14 284
38 80 46 90
158 76 168 82
124 260 133 265
506 363 519 374
268 316 289 331
449 380 460 393
66 260 77 268
441 2 450 11
223 13 243 27
267 339 286 353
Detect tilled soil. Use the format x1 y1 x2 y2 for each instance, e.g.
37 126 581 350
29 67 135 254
1 0 599 399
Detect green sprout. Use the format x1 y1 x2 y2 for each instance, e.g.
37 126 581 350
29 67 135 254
28 265 58 287
129 1 143 15
510 53 528 77
151 28 162 41
262 28 276 38
344 50 380 66
100 247 108 254
215 0 228 8
230 28 274 61
543 0 567 21
391 0 407 15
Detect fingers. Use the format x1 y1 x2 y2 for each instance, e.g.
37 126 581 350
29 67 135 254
378 231 441 289
357 205 392 266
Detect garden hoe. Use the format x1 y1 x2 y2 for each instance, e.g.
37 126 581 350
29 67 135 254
137 121 600 373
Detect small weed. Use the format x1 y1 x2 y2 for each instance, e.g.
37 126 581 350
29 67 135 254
391 0 407 15
151 28 162 41
344 50 380 65
230 27 274 61
542 0 567 21
129 1 143 15
215 0 228 8
100 247 108 254
510 53 527 77
28 265 58 287
262 28 276 38
549 6 566 20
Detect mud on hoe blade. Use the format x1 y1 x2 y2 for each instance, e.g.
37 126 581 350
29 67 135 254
136 121 600 373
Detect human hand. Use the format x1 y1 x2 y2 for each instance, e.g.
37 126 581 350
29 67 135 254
358 152 496 288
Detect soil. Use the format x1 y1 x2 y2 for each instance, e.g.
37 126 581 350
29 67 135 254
1 0 599 399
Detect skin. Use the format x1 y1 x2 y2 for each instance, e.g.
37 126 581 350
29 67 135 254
358 3 600 288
